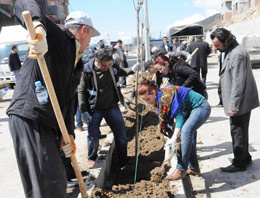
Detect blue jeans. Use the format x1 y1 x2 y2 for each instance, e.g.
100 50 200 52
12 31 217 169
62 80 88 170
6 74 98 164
75 105 83 128
13 69 20 82
87 105 127 166
176 99 211 171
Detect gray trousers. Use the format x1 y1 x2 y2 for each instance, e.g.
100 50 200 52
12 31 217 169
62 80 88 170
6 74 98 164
9 115 66 198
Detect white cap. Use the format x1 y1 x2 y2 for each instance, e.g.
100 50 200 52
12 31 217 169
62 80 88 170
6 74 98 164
151 46 159 53
65 11 100 37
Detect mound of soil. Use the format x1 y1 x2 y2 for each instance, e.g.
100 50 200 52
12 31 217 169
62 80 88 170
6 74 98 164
92 106 175 197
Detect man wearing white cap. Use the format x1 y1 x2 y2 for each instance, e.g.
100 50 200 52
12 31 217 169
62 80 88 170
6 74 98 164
7 0 100 197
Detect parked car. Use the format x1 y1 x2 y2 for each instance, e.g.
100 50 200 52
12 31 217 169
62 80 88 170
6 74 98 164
0 25 28 88
0 42 28 88
237 35 260 67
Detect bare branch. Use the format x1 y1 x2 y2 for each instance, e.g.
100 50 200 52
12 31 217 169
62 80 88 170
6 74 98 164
136 0 144 11
132 0 136 10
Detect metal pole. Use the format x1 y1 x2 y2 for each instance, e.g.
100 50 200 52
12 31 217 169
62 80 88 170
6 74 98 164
135 7 140 156
141 23 144 77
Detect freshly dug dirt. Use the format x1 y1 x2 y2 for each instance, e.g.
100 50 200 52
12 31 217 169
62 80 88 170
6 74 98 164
92 104 175 197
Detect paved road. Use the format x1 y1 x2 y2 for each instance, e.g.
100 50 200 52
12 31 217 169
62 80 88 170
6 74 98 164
0 90 23 197
0 54 260 197
0 54 138 198
190 55 260 198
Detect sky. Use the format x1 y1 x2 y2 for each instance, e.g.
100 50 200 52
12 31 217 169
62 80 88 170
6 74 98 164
69 0 222 44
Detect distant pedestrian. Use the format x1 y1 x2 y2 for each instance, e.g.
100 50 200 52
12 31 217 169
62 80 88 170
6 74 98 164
211 28 259 172
185 36 195 51
112 48 121 65
188 36 211 85
98 39 105 49
171 38 181 51
115 39 128 87
8 45 21 81
160 36 171 53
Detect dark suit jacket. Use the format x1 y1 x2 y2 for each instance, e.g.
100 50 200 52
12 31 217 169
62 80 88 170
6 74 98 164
188 40 211 70
8 51 21 71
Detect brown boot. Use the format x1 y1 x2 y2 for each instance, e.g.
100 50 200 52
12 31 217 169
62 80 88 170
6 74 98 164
187 168 201 176
166 169 187 181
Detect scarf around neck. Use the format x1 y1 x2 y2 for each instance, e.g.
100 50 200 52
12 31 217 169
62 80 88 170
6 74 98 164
156 86 191 119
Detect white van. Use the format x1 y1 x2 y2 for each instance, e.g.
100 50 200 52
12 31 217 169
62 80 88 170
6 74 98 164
0 25 29 88
237 35 260 67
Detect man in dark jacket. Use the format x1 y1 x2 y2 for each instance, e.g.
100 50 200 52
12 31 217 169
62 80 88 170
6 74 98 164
160 36 172 53
78 49 140 168
188 36 211 85
115 39 129 87
8 45 22 81
7 0 99 197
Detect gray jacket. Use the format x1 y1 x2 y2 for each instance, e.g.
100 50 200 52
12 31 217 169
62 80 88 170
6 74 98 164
220 44 259 116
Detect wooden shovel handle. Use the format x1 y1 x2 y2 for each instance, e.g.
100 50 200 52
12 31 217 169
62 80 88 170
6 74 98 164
22 11 87 198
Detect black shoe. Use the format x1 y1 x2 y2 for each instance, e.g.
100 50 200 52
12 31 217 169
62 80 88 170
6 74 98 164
67 170 89 181
220 164 246 173
215 102 223 107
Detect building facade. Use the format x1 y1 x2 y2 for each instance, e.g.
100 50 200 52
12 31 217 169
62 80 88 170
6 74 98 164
0 0 69 31
221 0 233 22
222 0 260 22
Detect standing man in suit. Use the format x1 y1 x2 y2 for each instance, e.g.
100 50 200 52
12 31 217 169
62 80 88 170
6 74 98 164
8 45 22 81
211 28 259 172
188 36 211 85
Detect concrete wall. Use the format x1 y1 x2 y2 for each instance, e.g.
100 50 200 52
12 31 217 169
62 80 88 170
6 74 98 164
221 0 233 22
252 0 260 7
232 0 250 15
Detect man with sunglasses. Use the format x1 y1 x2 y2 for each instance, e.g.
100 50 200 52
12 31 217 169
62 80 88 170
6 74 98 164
78 49 140 169
7 0 99 197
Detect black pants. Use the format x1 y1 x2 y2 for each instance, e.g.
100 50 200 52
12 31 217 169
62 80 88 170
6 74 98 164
201 66 207 85
9 115 67 198
120 59 128 87
61 155 75 181
229 111 252 168
192 66 207 85
217 78 222 105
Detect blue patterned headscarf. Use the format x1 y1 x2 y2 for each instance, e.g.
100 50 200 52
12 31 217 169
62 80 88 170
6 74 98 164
156 86 191 137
